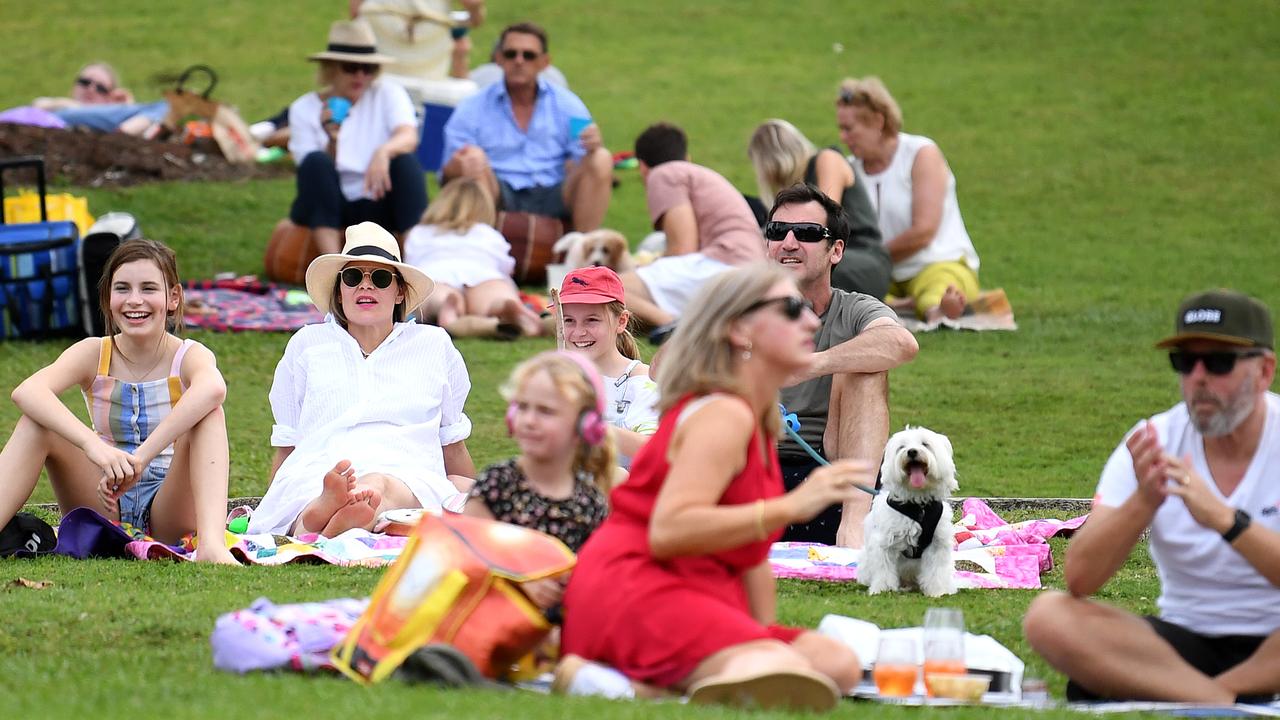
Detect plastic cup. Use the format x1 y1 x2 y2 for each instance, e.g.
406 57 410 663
568 116 592 140
873 635 918 697
923 608 965 697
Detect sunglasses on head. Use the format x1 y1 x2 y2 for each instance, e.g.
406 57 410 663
1168 350 1264 376
764 221 831 243
340 267 397 289
75 76 112 94
742 295 812 321
339 62 378 75
501 48 540 62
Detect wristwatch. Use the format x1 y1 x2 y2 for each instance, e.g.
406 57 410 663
1221 509 1251 544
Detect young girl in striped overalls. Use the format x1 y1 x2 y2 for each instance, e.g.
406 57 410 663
0 239 237 563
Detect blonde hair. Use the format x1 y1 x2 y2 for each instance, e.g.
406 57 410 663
657 264 787 435
421 177 496 233
79 62 121 91
503 352 617 490
601 300 640 360
747 119 816 202
316 59 381 89
837 76 903 136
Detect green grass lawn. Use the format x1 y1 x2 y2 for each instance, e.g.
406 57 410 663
1 0 1278 716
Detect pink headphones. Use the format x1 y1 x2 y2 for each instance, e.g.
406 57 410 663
505 350 608 446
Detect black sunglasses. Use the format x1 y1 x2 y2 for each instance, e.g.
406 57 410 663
501 48 540 62
76 76 112 94
1168 350 1264 376
764 221 831 243
742 295 812 321
340 267 397 289
339 62 378 75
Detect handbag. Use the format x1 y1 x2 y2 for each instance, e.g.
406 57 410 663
331 511 575 683
161 65 260 164
263 219 319 286
497 211 564 285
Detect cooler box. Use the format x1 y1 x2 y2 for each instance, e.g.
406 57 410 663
385 76 477 173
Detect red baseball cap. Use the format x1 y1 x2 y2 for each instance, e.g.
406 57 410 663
557 266 626 305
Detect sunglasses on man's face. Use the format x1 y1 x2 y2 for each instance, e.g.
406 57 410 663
340 267 397 289
764 221 831 243
76 76 112 94
742 295 813 321
340 62 378 75
501 48 540 62
1168 350 1264 376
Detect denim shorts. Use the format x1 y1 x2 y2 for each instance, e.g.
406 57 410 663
118 456 171 533
498 180 569 220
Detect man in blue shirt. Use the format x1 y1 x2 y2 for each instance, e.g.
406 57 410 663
441 22 612 231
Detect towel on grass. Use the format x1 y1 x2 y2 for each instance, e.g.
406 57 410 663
769 498 1086 589
895 288 1016 333
183 278 324 332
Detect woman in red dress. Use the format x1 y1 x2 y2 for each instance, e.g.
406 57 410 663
561 264 873 711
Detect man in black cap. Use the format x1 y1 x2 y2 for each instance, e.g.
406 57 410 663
1024 289 1280 703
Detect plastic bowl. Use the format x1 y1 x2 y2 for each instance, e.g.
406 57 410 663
925 673 990 702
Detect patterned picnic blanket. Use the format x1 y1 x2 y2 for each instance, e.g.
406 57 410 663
183 278 324 333
768 498 1087 589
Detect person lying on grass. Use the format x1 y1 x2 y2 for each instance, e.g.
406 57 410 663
247 222 475 538
0 239 237 564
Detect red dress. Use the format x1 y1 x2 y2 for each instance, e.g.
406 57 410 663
561 394 803 688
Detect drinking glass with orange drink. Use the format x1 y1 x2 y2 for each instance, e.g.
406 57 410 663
873 635 918 697
923 608 966 697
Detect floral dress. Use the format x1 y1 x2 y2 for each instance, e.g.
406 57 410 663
469 458 608 552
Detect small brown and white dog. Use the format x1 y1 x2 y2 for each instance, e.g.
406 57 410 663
554 229 634 273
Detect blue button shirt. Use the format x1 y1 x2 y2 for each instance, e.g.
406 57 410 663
443 77 590 190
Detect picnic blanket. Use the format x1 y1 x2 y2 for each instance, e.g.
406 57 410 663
895 288 1017 333
183 278 324 332
212 596 368 674
769 498 1087 589
50 506 411 566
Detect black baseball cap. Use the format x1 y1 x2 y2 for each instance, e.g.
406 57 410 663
0 512 56 557
1155 289 1274 349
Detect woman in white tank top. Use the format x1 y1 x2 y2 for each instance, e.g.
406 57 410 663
835 77 981 322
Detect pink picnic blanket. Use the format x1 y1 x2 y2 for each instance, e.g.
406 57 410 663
768 498 1087 589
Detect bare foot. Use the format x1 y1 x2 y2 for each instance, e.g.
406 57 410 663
491 297 544 337
321 483 382 537
194 544 241 565
296 460 355 534
939 284 967 320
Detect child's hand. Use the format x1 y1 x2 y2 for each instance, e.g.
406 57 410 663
84 439 142 487
521 577 565 609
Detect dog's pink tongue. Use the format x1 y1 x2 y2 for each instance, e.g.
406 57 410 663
909 467 927 489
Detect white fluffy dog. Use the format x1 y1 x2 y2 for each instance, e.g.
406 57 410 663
553 229 634 273
860 426 958 597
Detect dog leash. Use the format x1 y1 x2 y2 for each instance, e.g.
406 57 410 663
779 405 878 496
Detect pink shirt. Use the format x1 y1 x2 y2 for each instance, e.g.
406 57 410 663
645 161 764 265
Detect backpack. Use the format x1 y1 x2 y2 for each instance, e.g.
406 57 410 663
79 212 143 336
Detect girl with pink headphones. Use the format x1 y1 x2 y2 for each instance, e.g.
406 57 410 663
463 350 614 608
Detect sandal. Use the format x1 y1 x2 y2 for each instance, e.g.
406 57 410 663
688 668 840 712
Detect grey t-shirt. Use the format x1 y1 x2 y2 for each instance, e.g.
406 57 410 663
778 289 897 461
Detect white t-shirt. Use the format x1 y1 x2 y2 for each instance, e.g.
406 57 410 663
853 132 980 282
601 359 659 468
1096 392 1280 636
248 318 471 535
404 222 515 288
287 79 418 202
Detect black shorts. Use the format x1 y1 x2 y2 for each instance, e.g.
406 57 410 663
1066 616 1270 702
778 448 881 544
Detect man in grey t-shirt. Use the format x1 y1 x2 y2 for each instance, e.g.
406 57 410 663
769 184 918 547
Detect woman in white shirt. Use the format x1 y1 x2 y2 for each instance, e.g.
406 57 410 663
288 20 426 256
247 222 475 536
836 77 981 322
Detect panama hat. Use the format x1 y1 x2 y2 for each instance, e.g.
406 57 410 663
308 20 395 65
305 222 434 316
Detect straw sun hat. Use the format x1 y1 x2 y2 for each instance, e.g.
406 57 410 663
305 222 434 316
307 19 395 65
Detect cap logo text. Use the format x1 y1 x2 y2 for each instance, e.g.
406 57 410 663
1184 308 1221 325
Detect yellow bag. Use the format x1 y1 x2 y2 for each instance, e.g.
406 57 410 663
3 190 94 236
331 511 575 684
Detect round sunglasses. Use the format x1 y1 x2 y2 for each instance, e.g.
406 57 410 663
340 267 398 289
1168 350 1264 376
764 221 831 243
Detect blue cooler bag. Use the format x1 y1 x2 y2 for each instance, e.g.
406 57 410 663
0 156 83 340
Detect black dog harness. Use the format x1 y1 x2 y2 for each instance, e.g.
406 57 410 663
886 498 944 559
